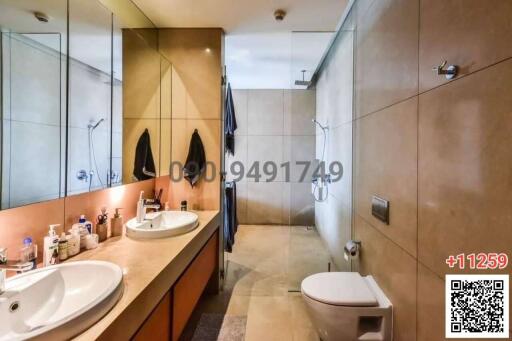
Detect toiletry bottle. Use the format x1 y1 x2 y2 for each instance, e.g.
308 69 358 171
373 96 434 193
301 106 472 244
67 226 80 256
73 215 90 250
82 215 93 235
19 237 37 270
111 208 123 237
58 232 68 261
43 224 60 266
181 200 187 211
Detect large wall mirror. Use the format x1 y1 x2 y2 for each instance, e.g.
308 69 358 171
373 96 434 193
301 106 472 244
0 0 172 209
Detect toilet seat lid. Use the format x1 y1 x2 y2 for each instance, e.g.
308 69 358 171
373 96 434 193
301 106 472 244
301 272 378 307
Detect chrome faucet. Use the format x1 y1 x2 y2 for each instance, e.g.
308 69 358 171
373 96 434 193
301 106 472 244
136 191 161 223
0 248 33 295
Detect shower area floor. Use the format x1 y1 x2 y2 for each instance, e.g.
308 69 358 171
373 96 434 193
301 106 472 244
180 225 333 341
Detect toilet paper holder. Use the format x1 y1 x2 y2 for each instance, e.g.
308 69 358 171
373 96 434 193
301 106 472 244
344 240 361 260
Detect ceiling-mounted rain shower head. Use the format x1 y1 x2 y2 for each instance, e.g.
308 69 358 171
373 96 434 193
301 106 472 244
295 70 311 86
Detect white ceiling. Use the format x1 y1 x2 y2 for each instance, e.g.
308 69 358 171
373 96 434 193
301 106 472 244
132 0 347 33
132 0 348 89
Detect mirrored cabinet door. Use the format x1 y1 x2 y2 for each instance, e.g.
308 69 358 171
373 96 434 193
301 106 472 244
0 0 67 209
67 0 113 196
0 0 172 209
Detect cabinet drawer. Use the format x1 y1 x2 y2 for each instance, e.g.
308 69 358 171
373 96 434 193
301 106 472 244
172 231 218 341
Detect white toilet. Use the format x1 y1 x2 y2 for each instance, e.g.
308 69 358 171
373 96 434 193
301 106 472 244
301 272 393 341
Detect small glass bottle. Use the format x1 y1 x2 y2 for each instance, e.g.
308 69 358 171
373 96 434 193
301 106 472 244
19 237 37 270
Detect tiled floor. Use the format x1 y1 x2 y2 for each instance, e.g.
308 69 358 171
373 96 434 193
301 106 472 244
180 225 334 341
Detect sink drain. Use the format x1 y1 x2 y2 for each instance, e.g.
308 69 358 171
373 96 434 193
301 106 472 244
9 301 20 313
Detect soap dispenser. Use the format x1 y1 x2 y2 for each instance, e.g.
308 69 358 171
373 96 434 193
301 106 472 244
111 208 123 237
43 224 60 266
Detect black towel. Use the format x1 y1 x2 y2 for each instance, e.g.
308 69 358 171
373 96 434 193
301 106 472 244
223 182 238 252
133 129 156 181
183 129 206 187
225 83 237 155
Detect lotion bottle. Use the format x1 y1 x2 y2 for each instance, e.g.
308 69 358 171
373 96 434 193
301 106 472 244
43 224 60 266
111 208 123 237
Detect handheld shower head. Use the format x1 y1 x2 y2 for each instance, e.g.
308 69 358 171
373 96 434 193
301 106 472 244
312 118 328 131
88 118 105 130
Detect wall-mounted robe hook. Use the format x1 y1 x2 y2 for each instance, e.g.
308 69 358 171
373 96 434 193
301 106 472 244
432 60 458 80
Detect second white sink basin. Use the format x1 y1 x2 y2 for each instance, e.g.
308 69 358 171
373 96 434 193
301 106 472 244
0 260 123 340
126 210 199 239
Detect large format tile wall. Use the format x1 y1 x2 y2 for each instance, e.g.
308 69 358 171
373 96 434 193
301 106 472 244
159 28 223 211
228 89 316 226
316 0 512 340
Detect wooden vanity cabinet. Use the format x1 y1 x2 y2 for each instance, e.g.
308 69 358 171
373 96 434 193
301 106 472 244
132 292 171 341
132 230 219 341
172 230 219 341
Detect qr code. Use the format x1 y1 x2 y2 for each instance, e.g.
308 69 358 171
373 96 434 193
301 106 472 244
446 275 509 338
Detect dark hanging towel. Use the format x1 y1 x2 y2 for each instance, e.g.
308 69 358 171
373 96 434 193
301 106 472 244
224 181 238 252
183 129 206 187
224 83 237 155
133 128 156 181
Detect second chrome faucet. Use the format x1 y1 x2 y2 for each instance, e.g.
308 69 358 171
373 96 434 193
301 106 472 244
136 191 161 223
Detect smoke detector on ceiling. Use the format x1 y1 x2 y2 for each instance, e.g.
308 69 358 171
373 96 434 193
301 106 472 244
274 9 286 21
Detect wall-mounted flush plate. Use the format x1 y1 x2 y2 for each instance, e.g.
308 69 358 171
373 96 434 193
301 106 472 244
371 196 389 225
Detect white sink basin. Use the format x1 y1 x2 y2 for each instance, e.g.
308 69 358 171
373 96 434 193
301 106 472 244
0 261 123 341
126 211 199 239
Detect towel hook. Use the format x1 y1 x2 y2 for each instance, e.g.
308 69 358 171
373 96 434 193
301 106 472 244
432 60 458 80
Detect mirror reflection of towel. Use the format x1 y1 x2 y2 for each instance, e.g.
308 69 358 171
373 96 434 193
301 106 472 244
184 129 206 187
133 129 156 181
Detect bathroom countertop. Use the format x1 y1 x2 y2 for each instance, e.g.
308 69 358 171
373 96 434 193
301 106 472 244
70 210 220 341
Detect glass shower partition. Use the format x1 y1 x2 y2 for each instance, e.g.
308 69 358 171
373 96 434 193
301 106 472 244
287 7 356 291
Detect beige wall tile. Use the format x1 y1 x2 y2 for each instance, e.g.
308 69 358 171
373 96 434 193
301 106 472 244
284 89 316 136
168 118 221 210
122 29 161 120
355 0 419 117
418 59 512 277
419 0 512 92
355 98 418 257
171 67 187 119
159 28 223 120
328 121 352 207
354 215 417 341
315 194 352 271
247 135 284 182
417 264 445 341
246 182 284 225
247 89 284 136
